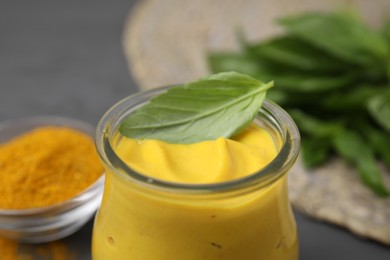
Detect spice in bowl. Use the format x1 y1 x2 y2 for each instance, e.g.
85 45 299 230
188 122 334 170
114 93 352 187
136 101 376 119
0 126 103 210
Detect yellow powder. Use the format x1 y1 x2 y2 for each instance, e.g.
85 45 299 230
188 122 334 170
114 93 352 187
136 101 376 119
0 126 103 209
0 237 18 260
36 241 76 260
0 237 75 260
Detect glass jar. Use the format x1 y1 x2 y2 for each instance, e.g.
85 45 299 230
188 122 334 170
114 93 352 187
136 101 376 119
93 86 300 260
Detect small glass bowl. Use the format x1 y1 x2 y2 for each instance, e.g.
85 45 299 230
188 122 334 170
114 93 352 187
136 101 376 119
0 116 104 243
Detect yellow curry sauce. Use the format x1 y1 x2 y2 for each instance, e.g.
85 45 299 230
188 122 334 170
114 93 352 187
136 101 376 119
93 123 298 259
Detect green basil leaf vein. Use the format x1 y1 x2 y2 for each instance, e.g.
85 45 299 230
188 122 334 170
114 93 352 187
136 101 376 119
119 72 273 144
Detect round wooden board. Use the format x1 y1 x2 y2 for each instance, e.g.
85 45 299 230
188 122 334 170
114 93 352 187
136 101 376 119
123 0 390 245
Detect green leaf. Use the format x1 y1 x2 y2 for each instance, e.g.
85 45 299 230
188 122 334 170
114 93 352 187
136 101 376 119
208 52 261 76
208 50 356 93
288 109 343 138
246 36 348 72
323 85 386 111
269 72 355 92
208 52 281 82
119 72 273 144
382 19 390 42
301 137 330 168
266 88 289 105
364 125 390 170
332 130 389 197
367 90 390 132
382 20 390 81
279 12 389 66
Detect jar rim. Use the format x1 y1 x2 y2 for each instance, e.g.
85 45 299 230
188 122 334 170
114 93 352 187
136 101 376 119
95 86 300 194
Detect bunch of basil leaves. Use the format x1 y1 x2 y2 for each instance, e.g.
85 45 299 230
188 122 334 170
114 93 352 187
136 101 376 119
208 11 390 197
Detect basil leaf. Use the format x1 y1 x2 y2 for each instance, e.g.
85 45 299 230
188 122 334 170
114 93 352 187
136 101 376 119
323 85 386 111
367 91 390 132
208 52 261 76
301 137 330 168
279 12 389 66
246 36 348 72
268 72 355 92
382 20 390 42
208 53 356 93
119 72 273 144
266 90 320 107
364 125 390 170
332 130 390 197
288 109 343 138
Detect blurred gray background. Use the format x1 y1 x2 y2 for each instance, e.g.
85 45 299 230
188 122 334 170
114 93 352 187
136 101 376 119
0 0 389 259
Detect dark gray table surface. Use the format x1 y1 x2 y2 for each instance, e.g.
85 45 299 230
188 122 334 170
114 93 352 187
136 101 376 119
1 0 389 259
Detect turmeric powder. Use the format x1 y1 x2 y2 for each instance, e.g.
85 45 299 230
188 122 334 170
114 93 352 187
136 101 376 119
0 237 18 260
0 126 103 209
0 237 75 260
